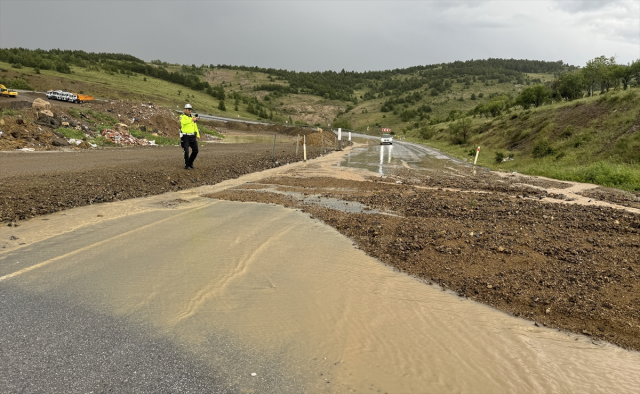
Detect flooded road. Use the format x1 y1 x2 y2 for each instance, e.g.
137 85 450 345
2 149 640 393
340 134 465 176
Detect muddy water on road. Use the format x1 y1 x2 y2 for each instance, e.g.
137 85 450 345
3 190 640 393
340 137 462 176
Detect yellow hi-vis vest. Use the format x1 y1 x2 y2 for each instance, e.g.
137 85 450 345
180 114 200 138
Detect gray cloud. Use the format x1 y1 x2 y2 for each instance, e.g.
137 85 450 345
553 0 619 13
0 1 637 71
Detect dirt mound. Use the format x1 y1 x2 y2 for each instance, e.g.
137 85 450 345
80 101 179 136
298 131 337 147
31 98 51 111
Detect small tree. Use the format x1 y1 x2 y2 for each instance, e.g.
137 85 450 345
448 117 472 144
218 100 226 111
470 93 476 100
516 85 549 108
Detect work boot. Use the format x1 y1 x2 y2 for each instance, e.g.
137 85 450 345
184 165 190 170
189 164 195 169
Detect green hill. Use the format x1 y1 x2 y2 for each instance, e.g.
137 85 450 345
1 48 638 191
408 89 640 191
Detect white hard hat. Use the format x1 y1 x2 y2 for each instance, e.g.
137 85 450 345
185 104 193 109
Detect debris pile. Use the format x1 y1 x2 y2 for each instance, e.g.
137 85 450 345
93 101 179 136
101 129 155 146
296 131 337 147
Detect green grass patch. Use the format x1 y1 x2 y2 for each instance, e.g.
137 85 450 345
56 127 85 139
84 109 117 125
199 124 225 138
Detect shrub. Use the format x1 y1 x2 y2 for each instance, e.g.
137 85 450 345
560 125 574 138
532 139 554 158
218 100 226 111
332 118 353 129
7 78 33 90
495 152 505 163
34 67 41 74
419 126 435 139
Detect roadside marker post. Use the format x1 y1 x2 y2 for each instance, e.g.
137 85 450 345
348 132 351 142
272 134 277 160
303 135 307 162
337 128 343 151
473 146 480 165
296 134 300 157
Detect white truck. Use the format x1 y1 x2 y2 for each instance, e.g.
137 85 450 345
46 90 94 103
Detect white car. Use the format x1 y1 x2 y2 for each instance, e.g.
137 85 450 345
380 134 393 145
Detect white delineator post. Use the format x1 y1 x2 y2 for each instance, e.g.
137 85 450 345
348 132 351 141
303 135 307 162
473 146 480 165
338 128 342 141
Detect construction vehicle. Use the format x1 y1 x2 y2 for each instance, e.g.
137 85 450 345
0 85 18 98
46 90 94 103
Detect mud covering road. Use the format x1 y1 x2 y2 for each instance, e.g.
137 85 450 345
0 143 323 224
2 143 640 392
206 152 640 352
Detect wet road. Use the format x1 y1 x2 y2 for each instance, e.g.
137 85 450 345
2 149 640 393
339 133 465 176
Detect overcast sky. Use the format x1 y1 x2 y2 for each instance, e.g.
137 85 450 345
0 0 638 72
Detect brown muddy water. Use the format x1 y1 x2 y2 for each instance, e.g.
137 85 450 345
1 154 640 393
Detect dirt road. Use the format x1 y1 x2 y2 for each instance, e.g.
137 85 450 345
0 143 322 223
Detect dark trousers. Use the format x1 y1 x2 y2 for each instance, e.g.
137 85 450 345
181 135 198 166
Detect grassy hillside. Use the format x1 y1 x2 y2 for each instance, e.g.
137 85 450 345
1 48 638 191
403 88 640 191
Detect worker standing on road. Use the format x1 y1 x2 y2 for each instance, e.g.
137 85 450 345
180 103 200 169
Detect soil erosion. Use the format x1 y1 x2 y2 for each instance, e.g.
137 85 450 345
206 158 640 351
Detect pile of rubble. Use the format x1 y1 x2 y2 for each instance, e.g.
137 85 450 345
101 128 155 146
89 101 179 136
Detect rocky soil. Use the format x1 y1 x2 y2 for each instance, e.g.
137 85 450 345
206 170 640 351
0 144 323 224
577 187 640 210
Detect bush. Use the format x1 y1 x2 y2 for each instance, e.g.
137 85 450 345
218 100 226 111
495 152 505 163
419 126 435 139
560 125 574 138
34 67 41 74
532 139 554 158
7 78 33 90
332 118 353 129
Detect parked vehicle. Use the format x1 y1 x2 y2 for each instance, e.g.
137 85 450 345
0 84 18 98
46 90 94 103
380 134 393 145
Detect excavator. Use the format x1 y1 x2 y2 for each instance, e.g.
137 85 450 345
0 84 18 98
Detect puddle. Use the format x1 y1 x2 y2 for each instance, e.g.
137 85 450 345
2 196 640 393
233 183 397 215
339 137 465 176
